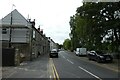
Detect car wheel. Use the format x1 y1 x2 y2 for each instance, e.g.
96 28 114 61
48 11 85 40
50 55 52 58
109 59 113 63
97 58 101 63
88 58 91 60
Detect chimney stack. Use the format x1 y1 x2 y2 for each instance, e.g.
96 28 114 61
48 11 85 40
28 19 31 22
38 25 40 31
40 29 43 34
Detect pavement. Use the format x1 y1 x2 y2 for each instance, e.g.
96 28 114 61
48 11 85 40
67 51 120 73
2 53 50 79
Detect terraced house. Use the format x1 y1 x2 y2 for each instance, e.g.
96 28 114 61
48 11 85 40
0 9 50 65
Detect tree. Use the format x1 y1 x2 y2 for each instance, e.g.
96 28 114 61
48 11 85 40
69 2 120 52
58 44 63 49
63 39 71 50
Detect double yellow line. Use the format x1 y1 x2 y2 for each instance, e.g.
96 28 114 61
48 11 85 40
50 58 60 80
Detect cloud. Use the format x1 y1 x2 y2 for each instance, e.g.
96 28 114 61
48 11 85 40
0 0 83 44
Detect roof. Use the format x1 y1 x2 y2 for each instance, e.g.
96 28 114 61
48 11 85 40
1 9 31 27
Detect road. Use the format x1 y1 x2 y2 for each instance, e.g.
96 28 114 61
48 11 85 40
2 50 119 80
52 50 119 80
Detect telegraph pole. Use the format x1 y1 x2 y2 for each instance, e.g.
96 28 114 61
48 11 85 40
9 8 13 47
9 4 15 48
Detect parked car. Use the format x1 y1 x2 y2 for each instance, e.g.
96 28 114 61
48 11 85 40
75 48 87 56
49 49 58 58
87 51 113 63
58 49 61 52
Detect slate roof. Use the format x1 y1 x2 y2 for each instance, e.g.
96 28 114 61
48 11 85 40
1 9 31 27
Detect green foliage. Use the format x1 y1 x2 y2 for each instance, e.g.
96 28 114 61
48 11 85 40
69 2 120 52
63 39 71 50
56 43 63 49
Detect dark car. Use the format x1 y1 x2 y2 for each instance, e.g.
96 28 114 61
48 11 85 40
87 51 113 63
49 49 58 58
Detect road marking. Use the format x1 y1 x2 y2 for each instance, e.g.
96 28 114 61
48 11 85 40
7 71 17 78
63 56 65 59
67 59 74 64
50 58 56 79
50 58 60 80
50 75 52 78
52 65 56 80
24 68 28 71
78 66 102 80
53 63 60 80
60 54 66 59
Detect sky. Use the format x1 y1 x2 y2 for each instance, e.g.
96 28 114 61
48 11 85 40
0 0 83 44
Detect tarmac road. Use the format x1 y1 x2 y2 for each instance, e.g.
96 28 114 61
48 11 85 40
52 50 119 80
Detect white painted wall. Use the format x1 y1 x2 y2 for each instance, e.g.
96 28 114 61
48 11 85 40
1 28 10 41
49 39 57 51
11 28 30 43
1 28 30 43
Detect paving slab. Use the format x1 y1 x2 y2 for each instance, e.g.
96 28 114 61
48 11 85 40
2 54 50 79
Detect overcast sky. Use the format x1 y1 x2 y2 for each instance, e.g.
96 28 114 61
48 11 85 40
0 0 83 44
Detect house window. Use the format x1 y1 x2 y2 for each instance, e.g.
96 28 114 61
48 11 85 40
33 30 35 38
2 28 7 34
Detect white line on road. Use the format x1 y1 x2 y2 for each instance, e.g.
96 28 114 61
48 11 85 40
67 59 74 64
78 66 102 80
50 75 52 78
60 54 66 59
7 71 17 78
63 56 65 59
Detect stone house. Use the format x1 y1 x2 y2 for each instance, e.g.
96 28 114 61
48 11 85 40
0 9 50 62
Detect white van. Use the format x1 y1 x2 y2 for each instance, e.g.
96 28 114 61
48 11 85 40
75 48 87 56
